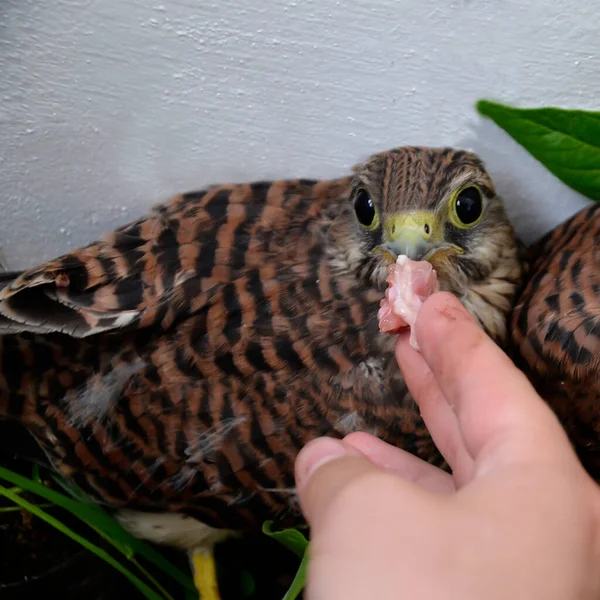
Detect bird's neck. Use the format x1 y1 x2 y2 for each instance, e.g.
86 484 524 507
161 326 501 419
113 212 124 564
452 248 524 348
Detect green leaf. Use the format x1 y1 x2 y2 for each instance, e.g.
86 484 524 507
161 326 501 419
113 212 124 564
476 99 600 201
0 466 196 595
262 521 308 558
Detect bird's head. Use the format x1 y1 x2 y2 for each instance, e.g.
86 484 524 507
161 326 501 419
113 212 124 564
333 146 524 342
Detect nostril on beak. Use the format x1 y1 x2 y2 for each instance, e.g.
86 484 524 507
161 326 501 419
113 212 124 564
391 224 396 235
424 224 430 235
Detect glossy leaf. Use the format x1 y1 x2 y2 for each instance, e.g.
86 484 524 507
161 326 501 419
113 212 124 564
262 520 308 558
476 99 600 201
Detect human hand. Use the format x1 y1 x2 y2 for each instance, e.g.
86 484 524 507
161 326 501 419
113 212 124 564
294 292 600 599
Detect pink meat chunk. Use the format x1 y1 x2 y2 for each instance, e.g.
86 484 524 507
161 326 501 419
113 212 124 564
377 255 440 350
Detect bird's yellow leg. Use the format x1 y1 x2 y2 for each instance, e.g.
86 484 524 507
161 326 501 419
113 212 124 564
190 547 220 600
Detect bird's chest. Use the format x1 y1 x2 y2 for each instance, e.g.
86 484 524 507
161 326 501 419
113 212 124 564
324 340 418 437
261 269 416 430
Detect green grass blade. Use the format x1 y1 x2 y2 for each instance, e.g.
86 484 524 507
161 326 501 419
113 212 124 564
49 472 195 592
281 545 309 600
0 502 53 512
49 474 141 564
132 558 177 600
0 466 196 594
50 472 96 502
47 473 135 559
0 484 164 600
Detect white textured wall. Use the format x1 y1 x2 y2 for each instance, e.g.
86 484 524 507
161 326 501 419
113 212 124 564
0 0 597 269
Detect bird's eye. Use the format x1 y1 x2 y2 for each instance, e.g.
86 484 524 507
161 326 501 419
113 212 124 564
354 188 378 229
453 186 483 226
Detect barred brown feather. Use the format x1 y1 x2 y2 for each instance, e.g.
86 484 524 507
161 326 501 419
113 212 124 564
510 202 600 477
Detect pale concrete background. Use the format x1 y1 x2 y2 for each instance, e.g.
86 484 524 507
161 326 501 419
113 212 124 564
0 0 597 269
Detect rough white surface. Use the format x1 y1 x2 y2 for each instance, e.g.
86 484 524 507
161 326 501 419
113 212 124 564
0 0 597 269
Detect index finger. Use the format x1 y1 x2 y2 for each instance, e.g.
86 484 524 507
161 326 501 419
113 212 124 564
412 292 574 468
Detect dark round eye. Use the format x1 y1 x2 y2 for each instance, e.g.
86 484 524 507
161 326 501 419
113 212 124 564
354 188 376 227
455 186 483 225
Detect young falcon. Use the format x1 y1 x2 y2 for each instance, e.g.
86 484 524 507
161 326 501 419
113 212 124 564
509 201 600 482
0 147 524 599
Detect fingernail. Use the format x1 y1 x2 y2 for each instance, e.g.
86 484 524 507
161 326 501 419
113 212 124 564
296 437 350 487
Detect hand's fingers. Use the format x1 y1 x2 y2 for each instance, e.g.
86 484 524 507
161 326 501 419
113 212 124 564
412 292 575 468
343 431 456 493
395 333 475 482
295 436 423 530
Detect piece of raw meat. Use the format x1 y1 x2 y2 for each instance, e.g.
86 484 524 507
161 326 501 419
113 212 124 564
377 255 440 350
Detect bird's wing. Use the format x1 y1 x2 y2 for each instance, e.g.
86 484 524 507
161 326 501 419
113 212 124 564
0 189 231 337
0 178 354 339
509 202 600 477
510 202 600 386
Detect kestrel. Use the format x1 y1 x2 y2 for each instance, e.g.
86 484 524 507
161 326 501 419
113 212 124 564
0 147 524 598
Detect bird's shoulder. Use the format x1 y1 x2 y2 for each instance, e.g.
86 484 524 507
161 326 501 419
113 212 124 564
0 175 353 338
510 202 600 386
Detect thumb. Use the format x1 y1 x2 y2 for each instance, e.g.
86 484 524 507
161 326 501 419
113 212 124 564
294 437 391 529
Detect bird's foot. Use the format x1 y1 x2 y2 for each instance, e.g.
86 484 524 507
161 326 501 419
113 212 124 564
190 547 221 600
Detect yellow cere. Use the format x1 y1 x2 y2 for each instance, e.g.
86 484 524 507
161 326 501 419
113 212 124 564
384 210 443 244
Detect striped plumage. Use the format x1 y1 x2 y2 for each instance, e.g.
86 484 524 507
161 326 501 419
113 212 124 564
0 147 523 547
509 202 600 479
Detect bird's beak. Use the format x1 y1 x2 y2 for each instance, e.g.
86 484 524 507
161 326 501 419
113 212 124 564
374 210 461 264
